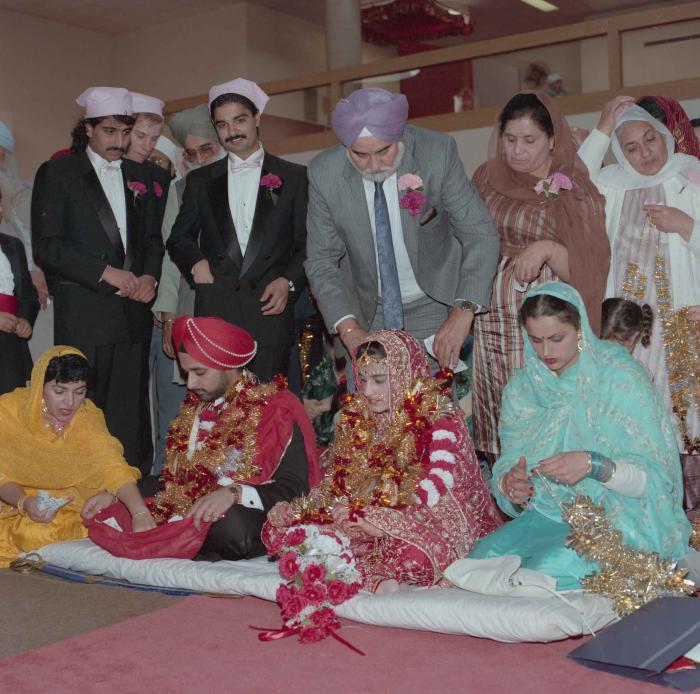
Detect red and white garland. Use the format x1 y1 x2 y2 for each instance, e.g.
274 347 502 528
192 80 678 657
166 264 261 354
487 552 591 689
414 421 459 507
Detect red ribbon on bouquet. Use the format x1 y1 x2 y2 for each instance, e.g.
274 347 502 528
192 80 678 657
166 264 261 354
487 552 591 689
249 624 365 656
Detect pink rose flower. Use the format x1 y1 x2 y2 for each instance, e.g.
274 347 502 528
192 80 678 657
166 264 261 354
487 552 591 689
326 579 347 605
534 179 546 195
286 527 308 547
550 172 573 191
153 181 163 198
260 174 282 190
398 173 423 191
400 190 426 216
310 607 337 628
276 582 295 606
127 180 148 197
281 593 307 621
299 626 328 644
302 583 326 605
344 582 361 599
279 551 300 580
302 563 325 585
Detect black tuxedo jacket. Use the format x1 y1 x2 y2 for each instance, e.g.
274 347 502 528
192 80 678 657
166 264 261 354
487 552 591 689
167 152 307 347
31 152 164 346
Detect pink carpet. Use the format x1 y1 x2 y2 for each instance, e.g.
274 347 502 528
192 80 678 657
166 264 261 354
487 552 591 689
0 595 662 693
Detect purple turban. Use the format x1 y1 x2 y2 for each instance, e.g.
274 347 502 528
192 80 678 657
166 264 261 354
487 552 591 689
331 88 409 147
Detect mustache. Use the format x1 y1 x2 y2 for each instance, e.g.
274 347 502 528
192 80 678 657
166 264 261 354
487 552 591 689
107 147 125 153
225 134 246 144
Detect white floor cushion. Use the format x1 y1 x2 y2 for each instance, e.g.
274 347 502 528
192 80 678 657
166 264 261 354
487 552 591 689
28 539 617 643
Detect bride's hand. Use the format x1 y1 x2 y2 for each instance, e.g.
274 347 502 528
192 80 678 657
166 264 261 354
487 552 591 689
500 456 533 505
534 451 590 485
267 501 293 528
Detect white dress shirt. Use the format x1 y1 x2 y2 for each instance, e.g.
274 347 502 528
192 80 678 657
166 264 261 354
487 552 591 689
86 146 127 250
0 245 14 295
227 145 264 255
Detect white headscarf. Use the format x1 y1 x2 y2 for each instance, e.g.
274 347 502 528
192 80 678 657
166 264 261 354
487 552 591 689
600 105 700 190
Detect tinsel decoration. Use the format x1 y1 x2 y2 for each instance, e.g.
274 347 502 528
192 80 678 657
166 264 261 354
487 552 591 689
562 494 695 616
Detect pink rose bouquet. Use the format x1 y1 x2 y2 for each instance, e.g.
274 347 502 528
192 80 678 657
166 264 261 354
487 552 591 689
266 523 362 647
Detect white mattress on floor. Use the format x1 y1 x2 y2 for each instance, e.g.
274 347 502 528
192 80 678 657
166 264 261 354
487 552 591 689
29 539 617 643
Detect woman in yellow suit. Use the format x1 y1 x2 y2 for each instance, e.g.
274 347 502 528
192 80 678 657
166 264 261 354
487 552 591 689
0 345 156 566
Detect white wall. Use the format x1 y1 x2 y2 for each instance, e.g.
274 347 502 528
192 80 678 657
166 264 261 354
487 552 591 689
0 8 115 179
113 4 248 102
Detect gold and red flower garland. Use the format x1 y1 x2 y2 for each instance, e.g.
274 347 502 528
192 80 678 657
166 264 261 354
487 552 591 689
289 371 453 523
149 374 287 522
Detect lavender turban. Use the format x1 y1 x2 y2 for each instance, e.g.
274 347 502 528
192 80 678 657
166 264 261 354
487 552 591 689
331 88 409 147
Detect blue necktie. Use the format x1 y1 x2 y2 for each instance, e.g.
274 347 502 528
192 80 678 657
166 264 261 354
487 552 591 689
374 181 404 330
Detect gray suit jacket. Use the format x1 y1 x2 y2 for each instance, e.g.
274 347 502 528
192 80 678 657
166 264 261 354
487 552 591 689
304 125 499 331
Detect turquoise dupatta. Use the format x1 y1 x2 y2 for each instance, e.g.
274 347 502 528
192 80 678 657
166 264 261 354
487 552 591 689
473 282 689 586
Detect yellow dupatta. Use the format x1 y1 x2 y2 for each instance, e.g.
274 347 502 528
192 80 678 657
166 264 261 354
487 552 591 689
0 345 139 506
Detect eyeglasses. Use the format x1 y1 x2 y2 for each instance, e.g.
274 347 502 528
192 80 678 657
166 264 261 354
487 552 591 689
148 155 170 168
184 143 215 162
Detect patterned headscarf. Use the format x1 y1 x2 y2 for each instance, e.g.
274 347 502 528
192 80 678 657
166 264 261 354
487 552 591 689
352 330 429 430
638 95 700 159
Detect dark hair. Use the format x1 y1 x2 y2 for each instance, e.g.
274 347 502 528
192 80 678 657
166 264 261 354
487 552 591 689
43 354 90 384
210 93 259 120
636 97 667 126
601 298 653 348
354 341 387 362
691 117 700 128
499 93 554 138
70 115 136 154
519 294 581 330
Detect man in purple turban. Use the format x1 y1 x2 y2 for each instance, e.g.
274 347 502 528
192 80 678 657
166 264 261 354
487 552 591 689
305 88 499 370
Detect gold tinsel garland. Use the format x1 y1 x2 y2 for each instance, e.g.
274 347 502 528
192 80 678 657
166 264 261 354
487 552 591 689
562 494 694 616
150 376 285 521
622 254 700 455
290 375 452 521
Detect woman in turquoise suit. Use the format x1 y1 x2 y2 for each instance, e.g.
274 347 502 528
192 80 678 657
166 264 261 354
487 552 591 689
470 281 690 590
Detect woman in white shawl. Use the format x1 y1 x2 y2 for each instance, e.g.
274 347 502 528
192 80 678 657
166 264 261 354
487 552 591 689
578 97 700 457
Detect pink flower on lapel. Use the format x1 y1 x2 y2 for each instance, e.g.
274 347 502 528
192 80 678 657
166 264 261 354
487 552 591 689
127 180 148 199
400 190 427 216
398 172 426 216
260 174 282 191
534 172 573 199
153 181 163 198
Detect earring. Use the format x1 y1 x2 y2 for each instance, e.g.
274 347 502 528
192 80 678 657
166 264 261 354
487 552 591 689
577 331 584 353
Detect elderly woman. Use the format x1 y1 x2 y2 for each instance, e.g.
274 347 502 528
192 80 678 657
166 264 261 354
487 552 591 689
265 330 501 594
0 346 155 565
470 282 690 590
578 99 700 456
471 92 610 460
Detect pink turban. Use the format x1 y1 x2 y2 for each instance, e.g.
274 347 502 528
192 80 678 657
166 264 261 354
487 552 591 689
172 316 257 370
331 88 409 147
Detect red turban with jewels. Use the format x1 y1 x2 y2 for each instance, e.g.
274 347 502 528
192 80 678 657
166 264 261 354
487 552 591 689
171 316 257 370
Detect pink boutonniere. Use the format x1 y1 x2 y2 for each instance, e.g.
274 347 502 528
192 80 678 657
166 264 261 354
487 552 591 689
398 173 427 216
127 180 148 199
534 172 573 199
153 181 163 198
260 173 282 191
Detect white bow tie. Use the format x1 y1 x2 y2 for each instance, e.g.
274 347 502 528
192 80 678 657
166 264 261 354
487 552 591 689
99 161 122 175
229 158 262 173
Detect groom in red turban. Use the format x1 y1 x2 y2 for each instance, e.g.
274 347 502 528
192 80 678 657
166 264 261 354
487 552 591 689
138 315 320 561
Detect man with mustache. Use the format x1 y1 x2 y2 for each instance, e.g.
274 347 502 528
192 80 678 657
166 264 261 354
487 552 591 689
305 88 499 372
31 87 164 473
167 78 307 382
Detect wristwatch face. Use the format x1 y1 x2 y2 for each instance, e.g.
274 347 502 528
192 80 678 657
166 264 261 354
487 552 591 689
454 300 477 312
288 280 295 291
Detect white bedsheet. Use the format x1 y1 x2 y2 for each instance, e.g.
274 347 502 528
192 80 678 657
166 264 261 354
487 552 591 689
29 539 617 643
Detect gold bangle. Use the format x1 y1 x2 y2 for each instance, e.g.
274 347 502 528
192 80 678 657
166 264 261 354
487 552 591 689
228 485 241 505
132 510 150 518
340 326 358 338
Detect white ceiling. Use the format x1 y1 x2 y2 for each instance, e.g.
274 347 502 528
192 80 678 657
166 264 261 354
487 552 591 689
0 0 689 36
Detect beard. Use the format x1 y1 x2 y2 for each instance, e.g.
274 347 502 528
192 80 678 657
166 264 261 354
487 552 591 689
347 141 405 182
